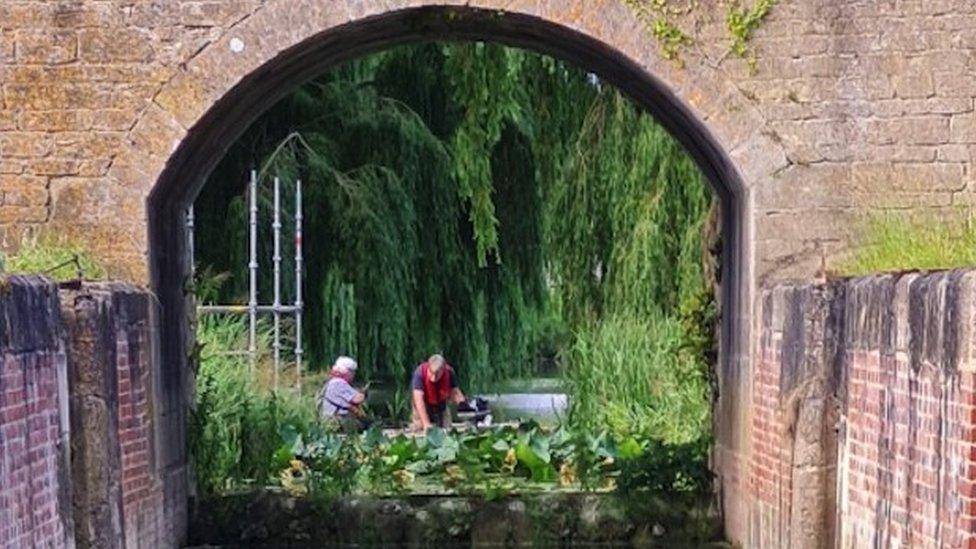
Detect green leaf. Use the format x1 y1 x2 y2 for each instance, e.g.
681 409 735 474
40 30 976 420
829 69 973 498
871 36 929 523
618 437 643 460
529 433 551 464
363 426 386 449
426 427 446 447
515 441 556 482
271 446 294 471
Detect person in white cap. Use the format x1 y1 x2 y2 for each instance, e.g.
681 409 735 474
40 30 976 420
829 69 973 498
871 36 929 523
318 356 367 429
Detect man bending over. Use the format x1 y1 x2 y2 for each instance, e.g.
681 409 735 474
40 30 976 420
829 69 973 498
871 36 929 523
411 354 466 432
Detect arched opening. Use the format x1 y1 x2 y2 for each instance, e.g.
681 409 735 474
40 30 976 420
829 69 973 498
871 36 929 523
148 4 748 498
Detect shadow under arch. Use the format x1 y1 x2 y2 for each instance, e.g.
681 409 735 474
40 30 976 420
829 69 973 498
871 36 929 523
149 5 750 469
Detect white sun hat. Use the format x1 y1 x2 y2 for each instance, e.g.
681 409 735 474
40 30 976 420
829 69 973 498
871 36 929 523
333 356 358 373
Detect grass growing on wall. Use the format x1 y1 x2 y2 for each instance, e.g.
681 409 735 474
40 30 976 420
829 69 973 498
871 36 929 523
2 235 107 281
839 212 976 277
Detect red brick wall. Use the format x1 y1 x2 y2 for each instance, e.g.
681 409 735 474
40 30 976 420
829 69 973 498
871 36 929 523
0 277 73 549
750 327 792 546
1 279 186 549
115 320 166 548
753 272 976 548
749 283 840 547
840 353 975 546
62 282 185 548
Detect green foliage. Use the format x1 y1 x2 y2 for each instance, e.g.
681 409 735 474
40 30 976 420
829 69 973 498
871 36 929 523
195 44 584 391
273 419 711 498
3 234 107 281
548 88 713 446
652 18 693 63
190 315 315 495
623 0 780 69
617 436 712 495
549 91 711 323
622 0 693 64
565 314 710 444
727 0 779 71
194 43 717 468
838 211 976 277
446 43 525 265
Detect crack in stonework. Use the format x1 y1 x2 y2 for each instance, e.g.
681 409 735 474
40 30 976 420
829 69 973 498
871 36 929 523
148 1 267 112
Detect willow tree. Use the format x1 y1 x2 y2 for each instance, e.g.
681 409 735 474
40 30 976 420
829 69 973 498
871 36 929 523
194 42 715 406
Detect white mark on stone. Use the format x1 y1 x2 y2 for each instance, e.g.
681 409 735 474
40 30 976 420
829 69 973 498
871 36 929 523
230 38 245 53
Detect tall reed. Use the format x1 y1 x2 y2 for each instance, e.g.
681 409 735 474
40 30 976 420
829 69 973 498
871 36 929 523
565 313 710 444
190 314 315 494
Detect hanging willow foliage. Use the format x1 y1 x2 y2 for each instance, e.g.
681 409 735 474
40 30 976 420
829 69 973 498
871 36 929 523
194 42 715 397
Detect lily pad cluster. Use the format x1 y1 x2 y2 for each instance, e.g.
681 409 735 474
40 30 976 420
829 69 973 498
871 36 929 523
272 421 710 501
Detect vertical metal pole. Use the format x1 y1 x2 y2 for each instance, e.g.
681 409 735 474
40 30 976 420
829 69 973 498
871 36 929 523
294 178 304 393
272 176 282 392
186 205 196 279
248 169 258 376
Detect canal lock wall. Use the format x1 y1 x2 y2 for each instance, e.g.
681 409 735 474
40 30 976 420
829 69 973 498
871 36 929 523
0 277 185 549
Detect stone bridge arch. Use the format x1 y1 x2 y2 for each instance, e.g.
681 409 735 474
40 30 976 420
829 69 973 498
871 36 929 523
107 1 782 542
2 1 974 545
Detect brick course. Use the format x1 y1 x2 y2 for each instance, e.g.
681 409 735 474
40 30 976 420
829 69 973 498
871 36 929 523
1 278 184 549
62 283 182 549
0 277 73 549
753 271 976 548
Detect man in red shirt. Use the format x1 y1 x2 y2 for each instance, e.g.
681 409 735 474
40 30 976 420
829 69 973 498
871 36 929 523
411 354 466 432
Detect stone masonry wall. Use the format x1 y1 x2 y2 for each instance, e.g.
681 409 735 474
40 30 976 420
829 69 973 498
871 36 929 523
752 282 841 548
62 282 185 549
754 271 976 548
0 276 74 549
0 0 974 282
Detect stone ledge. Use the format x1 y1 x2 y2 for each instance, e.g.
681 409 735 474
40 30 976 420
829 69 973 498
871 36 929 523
0 274 62 354
188 490 724 548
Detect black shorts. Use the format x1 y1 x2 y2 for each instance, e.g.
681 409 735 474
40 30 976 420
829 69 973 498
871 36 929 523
426 405 448 428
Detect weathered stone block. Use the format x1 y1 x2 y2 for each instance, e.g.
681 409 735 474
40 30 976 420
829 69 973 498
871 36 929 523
0 132 52 158
0 174 48 207
79 29 153 63
15 29 78 64
3 83 116 111
19 110 94 132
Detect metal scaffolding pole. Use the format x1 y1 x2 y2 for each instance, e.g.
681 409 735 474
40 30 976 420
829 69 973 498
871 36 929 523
190 168 303 392
294 178 304 392
187 205 195 278
272 176 282 391
248 169 258 374
198 304 302 314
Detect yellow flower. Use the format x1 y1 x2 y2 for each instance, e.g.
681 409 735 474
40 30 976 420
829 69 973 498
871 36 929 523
393 469 415 487
445 465 465 485
501 448 517 474
559 462 577 487
279 467 308 496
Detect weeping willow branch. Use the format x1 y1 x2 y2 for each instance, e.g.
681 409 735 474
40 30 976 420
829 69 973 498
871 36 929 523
194 43 714 404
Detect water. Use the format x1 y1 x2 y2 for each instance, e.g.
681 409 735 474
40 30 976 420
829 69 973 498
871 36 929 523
480 392 568 424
